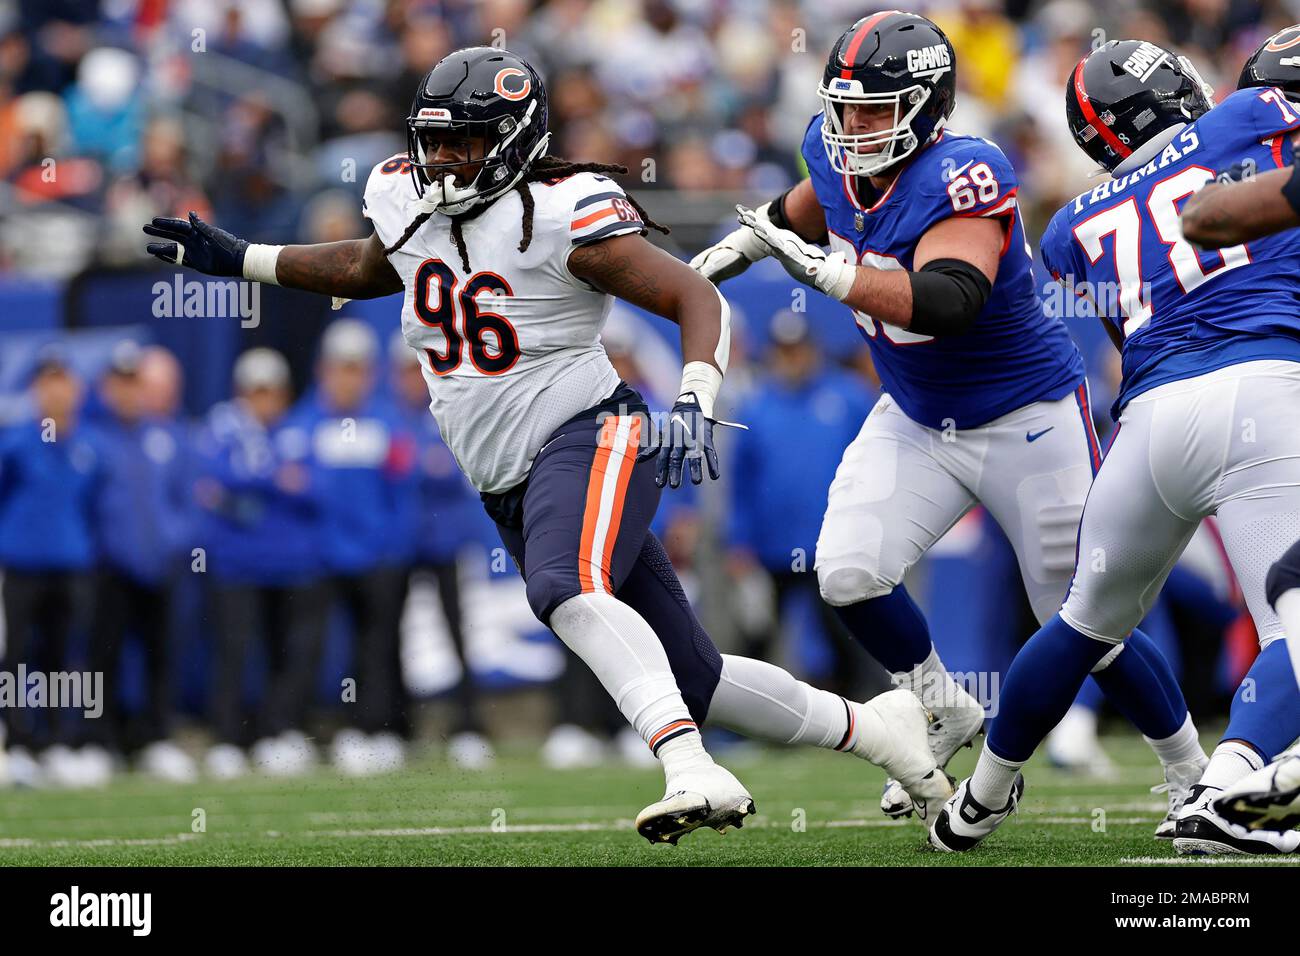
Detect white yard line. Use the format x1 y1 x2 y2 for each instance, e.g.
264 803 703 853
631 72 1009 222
0 834 198 849
1120 855 1300 865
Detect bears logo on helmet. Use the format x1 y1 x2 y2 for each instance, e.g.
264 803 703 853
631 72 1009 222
1240 25 1300 102
493 68 531 101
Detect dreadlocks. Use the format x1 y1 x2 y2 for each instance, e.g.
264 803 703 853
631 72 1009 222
383 156 671 273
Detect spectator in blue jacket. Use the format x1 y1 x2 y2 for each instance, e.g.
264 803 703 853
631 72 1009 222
724 311 886 697
282 320 415 775
0 346 99 786
83 341 196 782
389 335 499 769
194 347 327 779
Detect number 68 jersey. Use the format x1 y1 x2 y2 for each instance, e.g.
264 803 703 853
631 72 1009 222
800 115 1085 430
363 157 646 494
1041 87 1300 419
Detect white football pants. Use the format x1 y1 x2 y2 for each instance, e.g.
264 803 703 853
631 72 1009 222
815 385 1100 625
1060 360 1300 647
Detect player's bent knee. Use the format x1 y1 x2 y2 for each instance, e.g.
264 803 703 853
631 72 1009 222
525 568 581 625
817 563 897 607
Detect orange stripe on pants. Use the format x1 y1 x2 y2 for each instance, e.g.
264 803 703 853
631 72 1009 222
577 416 641 594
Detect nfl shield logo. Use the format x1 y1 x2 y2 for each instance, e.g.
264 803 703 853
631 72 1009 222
854 212 864 232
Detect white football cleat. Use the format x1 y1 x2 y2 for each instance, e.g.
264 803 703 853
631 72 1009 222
1212 750 1300 833
879 684 983 819
448 731 494 771
635 761 756 846
6 746 44 788
205 743 250 780
1174 784 1300 855
1153 755 1209 839
929 773 1025 852
541 724 607 770
139 740 199 784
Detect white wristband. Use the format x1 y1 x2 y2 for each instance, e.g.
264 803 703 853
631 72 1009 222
243 243 284 285
678 361 723 419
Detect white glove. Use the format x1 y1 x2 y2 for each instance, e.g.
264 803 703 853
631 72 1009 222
689 201 775 283
736 204 856 301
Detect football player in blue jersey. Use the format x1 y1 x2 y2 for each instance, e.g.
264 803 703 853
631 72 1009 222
693 10 1204 830
931 38 1300 855
1181 26 1300 249
1179 29 1300 836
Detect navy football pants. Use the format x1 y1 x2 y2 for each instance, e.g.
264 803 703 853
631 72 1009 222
483 386 723 723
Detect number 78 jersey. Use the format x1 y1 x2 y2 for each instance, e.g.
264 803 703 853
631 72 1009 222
1041 87 1300 419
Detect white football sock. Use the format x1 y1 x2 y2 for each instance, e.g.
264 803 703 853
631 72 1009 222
969 745 1024 808
1143 712 1206 767
548 593 708 777
708 655 855 750
1199 740 1265 791
892 645 966 710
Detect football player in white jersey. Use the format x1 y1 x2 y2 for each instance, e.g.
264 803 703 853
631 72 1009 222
144 47 955 846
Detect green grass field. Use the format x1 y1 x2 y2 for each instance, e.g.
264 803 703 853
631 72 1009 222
1 731 1297 866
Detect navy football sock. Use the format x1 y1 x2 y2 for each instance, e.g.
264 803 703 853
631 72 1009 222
831 586 932 673
1091 628 1187 741
1222 639 1300 760
986 614 1111 763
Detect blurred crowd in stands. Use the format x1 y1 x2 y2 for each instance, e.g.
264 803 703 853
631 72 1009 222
6 0 1300 275
0 0 1285 787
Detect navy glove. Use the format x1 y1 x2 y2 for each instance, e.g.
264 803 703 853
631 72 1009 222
143 212 248 277
656 395 721 489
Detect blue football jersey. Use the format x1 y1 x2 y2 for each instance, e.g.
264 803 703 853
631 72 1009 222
801 116 1084 429
1041 86 1300 418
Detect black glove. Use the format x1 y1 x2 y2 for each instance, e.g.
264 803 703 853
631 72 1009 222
143 211 249 277
656 395 721 489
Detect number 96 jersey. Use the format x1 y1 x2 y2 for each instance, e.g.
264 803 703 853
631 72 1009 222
363 157 647 494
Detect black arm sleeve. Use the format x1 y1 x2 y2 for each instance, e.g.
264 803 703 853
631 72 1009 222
768 187 829 244
906 258 992 337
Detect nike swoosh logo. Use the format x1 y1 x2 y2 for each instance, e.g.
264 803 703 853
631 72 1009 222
671 414 690 430
1026 427 1054 442
947 159 974 181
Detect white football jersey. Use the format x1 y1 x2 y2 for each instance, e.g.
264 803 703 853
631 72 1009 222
363 156 646 493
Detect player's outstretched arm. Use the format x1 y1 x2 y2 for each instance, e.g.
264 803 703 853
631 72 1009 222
737 204 1000 333
690 179 827 284
1180 164 1300 249
570 233 733 488
143 212 403 299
